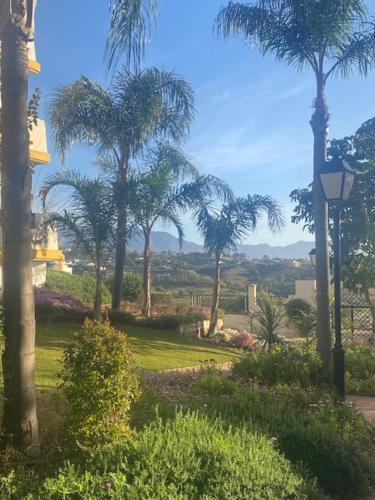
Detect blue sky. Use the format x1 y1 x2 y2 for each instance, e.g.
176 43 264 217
33 0 375 246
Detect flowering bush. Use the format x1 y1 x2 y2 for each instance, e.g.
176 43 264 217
231 331 258 350
35 287 90 322
215 328 239 344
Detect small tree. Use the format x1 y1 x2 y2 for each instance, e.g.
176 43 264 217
195 196 284 336
253 294 284 351
41 172 117 320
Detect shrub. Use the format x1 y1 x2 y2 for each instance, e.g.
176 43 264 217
233 346 327 388
36 413 323 499
285 298 316 340
122 272 143 301
231 331 258 350
215 328 238 344
253 293 284 350
34 288 90 322
108 309 138 325
60 319 140 453
190 376 375 499
106 272 143 302
346 345 375 396
45 270 112 305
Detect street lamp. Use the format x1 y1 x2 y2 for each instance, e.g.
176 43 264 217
318 156 356 400
309 248 317 267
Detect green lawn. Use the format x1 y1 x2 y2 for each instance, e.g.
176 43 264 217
36 322 239 390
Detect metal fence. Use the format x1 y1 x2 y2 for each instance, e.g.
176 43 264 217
151 292 248 314
339 305 374 344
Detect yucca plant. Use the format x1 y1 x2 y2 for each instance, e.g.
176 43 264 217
253 294 284 351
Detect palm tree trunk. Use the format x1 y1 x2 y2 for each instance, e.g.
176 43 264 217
208 255 221 336
0 22 40 456
112 161 129 311
112 211 127 310
310 77 332 365
142 230 151 318
94 265 102 321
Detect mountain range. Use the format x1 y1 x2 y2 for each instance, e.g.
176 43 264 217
127 231 314 259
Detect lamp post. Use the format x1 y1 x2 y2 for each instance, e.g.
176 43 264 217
318 157 356 400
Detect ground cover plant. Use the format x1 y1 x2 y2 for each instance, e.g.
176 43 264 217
138 368 375 499
18 412 324 499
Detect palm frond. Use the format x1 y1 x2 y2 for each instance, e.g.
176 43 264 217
106 0 158 71
326 26 375 79
195 193 284 257
48 77 117 163
215 0 370 73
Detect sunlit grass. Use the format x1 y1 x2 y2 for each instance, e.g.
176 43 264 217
36 322 239 390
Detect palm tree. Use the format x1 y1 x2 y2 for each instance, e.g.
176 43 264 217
131 143 198 317
0 1 40 455
215 0 375 363
195 195 284 336
48 68 194 310
106 0 158 70
40 172 117 320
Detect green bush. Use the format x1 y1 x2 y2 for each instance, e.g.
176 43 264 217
36 413 324 499
192 376 375 498
60 319 140 453
346 345 375 396
285 298 316 339
45 270 112 306
122 272 143 301
106 272 143 302
233 346 328 388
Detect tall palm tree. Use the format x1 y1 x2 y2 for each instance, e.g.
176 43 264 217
195 195 284 336
41 172 117 320
48 68 194 310
0 0 40 455
215 0 375 363
131 143 198 317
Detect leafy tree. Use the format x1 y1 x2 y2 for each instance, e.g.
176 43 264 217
41 172 117 320
291 117 375 332
215 0 375 363
0 1 40 455
48 68 194 311
195 195 284 336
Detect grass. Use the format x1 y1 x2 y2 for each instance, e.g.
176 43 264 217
36 322 239 390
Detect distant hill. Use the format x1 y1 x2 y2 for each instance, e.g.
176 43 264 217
238 241 314 260
127 231 313 259
128 231 202 253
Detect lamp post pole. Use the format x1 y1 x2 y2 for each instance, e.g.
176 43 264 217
332 207 345 400
318 156 355 400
